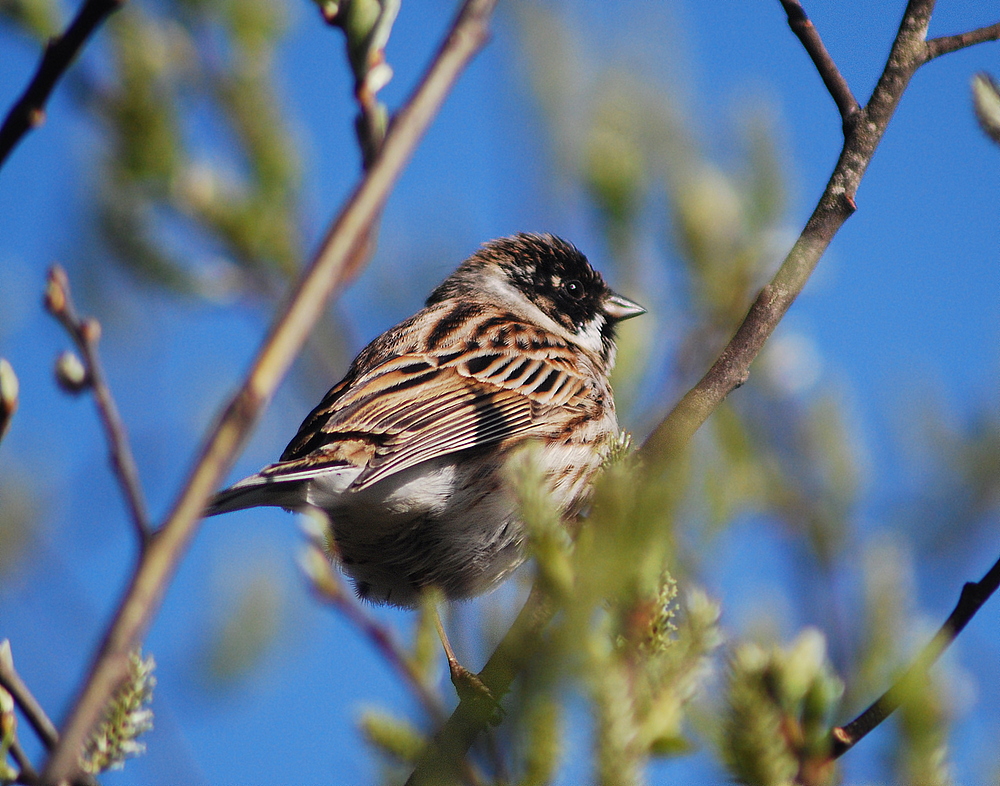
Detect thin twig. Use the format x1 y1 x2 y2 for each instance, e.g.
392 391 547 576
39 2 498 783
44 266 152 548
925 22 1000 60
638 0 936 466
777 0 860 125
302 544 447 724
0 0 124 170
0 641 58 750
10 737 39 784
831 553 1000 757
637 0 1000 763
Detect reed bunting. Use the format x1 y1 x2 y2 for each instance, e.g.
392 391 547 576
208 233 645 608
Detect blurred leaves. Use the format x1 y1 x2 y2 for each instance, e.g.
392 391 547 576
84 0 302 298
0 479 36 580
972 72 1000 147
201 568 283 684
0 1 996 784
722 629 842 786
0 0 60 40
490 446 723 785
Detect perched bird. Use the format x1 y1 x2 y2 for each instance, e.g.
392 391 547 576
208 233 644 609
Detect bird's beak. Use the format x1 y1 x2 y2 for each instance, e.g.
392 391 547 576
603 292 646 321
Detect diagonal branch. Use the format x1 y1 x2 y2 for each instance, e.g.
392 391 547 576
38 1 498 783
925 21 1000 60
639 0 938 467
778 0 860 125
44 266 152 548
831 552 1000 757
0 0 125 170
400 5 1000 779
301 541 447 725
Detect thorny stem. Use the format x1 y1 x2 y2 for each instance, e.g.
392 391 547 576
0 0 125 169
44 266 153 549
39 1 498 783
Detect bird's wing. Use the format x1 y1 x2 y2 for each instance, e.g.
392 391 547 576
264 332 593 490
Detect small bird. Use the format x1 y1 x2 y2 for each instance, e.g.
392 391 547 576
208 233 645 610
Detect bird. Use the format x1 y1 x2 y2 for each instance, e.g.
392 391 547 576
207 233 645 611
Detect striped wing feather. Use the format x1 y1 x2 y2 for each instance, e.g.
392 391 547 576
267 327 591 491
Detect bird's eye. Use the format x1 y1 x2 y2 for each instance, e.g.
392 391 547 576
564 280 583 299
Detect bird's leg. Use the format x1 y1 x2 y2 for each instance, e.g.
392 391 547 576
433 606 501 716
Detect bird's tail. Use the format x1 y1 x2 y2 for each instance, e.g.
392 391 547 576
205 473 303 516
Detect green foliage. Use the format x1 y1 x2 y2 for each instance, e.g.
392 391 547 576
84 0 303 296
1 1 991 783
201 568 284 684
360 708 426 766
494 442 723 785
722 630 843 786
0 0 60 39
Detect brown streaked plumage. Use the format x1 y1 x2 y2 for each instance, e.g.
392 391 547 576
208 233 645 607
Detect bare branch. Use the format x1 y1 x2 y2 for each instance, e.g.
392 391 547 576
832 552 1000 756
302 542 447 725
638 0 942 468
0 641 58 750
38 1 498 783
10 736 39 784
44 266 152 548
926 22 1000 60
0 0 125 170
778 0 861 126
639 0 1000 761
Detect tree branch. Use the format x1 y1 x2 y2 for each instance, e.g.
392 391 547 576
831 552 1000 757
0 641 58 750
777 0 861 126
639 0 1000 761
639 0 938 467
399 4 1000 779
0 0 125 170
38 1 498 783
925 22 1000 60
44 266 152 548
10 737 40 785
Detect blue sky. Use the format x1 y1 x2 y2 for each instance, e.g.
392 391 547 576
2 1 1000 784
